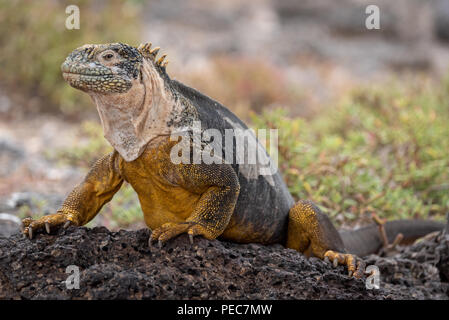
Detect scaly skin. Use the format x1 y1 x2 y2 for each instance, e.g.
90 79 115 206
22 42 443 279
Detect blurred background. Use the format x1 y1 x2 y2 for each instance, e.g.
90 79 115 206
1 0 449 235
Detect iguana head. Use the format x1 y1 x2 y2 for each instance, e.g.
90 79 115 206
61 42 168 94
61 42 183 162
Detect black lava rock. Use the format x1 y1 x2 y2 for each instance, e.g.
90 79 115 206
0 226 448 300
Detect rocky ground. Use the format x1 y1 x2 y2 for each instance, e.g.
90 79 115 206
0 226 448 300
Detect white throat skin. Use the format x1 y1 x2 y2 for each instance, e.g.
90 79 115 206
89 59 182 162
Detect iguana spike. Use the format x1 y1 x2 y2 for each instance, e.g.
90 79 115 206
161 60 169 69
149 47 160 58
156 54 167 66
136 42 166 67
137 42 154 59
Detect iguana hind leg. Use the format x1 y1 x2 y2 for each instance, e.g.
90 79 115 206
287 200 365 278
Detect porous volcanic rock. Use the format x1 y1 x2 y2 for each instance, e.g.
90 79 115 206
0 226 448 299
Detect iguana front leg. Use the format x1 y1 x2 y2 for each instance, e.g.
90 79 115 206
22 152 124 238
149 163 240 247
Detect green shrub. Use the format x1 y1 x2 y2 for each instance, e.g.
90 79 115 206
253 78 449 225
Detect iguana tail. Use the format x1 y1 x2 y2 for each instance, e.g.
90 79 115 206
339 219 446 257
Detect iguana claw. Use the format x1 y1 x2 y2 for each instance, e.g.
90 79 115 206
324 250 365 279
21 213 75 239
149 222 211 247
45 222 51 234
333 258 339 268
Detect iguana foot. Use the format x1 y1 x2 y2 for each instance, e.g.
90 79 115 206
324 250 366 278
22 213 75 239
149 222 213 247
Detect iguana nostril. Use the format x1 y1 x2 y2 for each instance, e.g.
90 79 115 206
61 62 70 73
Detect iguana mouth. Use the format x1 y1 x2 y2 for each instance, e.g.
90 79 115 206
61 61 132 93
61 61 113 76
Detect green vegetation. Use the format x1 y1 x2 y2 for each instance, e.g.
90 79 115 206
253 77 449 225
0 0 142 115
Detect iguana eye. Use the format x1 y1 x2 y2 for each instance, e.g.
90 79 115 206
102 52 114 61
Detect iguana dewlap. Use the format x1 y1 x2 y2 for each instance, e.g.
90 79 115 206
22 43 445 279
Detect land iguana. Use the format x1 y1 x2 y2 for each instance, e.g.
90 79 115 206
22 42 445 278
